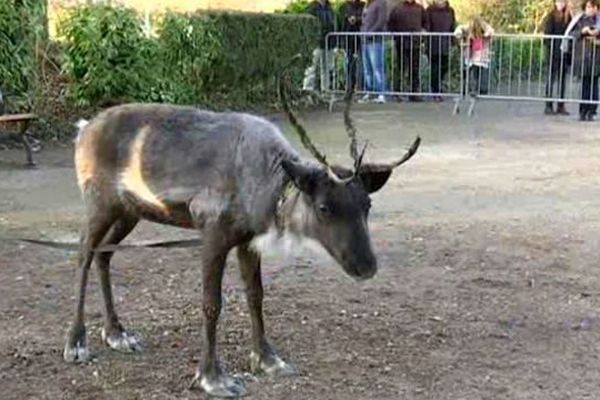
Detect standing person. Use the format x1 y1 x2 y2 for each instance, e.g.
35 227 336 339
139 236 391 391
454 15 495 98
571 0 600 121
426 0 456 102
339 0 366 93
543 0 573 115
388 0 429 102
359 0 389 104
302 0 337 94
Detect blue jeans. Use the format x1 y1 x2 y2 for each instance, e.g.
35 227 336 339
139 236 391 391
361 39 387 94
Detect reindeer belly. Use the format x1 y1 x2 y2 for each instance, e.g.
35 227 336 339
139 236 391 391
117 126 196 228
119 190 195 228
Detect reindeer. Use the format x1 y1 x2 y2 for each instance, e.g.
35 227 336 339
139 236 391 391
63 59 421 397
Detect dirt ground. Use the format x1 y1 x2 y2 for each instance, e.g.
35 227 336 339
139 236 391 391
2 99 600 400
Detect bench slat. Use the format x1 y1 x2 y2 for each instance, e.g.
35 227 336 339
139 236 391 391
0 114 37 123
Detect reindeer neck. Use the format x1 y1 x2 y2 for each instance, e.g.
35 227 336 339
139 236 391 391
274 181 304 236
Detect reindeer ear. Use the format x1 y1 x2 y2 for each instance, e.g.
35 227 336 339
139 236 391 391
281 159 318 195
357 165 393 194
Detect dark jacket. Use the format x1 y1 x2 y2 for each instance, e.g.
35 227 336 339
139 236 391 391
426 2 456 55
571 15 600 77
388 0 428 50
361 0 388 33
543 9 572 61
307 0 337 48
339 0 365 51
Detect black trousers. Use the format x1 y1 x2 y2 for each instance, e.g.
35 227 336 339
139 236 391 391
430 53 449 94
581 74 600 115
345 46 361 91
396 45 421 92
463 66 489 96
545 57 569 107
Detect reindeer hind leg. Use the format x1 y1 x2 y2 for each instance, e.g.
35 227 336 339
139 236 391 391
64 196 117 363
95 215 143 353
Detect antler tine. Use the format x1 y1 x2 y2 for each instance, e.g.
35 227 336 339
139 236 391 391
354 140 368 174
278 54 329 167
390 136 421 169
361 136 421 173
344 57 359 165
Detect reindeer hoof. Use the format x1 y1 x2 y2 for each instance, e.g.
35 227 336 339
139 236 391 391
102 328 143 353
196 373 247 398
250 351 298 377
63 339 90 363
64 326 91 363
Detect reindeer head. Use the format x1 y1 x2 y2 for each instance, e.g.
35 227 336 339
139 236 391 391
278 56 421 281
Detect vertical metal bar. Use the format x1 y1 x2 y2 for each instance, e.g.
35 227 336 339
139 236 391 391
538 36 544 97
389 34 396 92
430 33 435 96
401 35 405 94
508 37 514 96
408 35 415 93
460 37 465 98
439 33 443 95
381 34 385 95
569 36 575 101
497 36 504 95
558 36 565 103
486 36 493 96
448 33 454 96
517 37 524 96
592 40 597 106
527 37 534 96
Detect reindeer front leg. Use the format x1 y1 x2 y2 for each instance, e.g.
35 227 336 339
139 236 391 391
237 244 297 377
193 235 246 398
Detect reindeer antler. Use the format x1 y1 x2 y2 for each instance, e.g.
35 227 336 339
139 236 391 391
278 54 329 167
344 57 368 176
343 55 421 175
358 136 422 173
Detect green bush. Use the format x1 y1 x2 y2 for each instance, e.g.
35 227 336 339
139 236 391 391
154 13 222 105
57 5 320 109
156 11 320 108
57 4 159 107
0 0 46 105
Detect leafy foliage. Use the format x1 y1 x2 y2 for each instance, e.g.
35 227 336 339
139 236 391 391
186 11 319 107
453 0 555 33
56 5 320 109
0 0 46 105
57 4 158 107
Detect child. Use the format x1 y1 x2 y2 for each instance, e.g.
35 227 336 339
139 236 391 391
454 15 495 97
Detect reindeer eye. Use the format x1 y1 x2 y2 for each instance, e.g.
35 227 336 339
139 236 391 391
318 204 331 215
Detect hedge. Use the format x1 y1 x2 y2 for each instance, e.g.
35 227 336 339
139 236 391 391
187 11 317 107
58 4 158 107
56 5 320 109
0 0 46 104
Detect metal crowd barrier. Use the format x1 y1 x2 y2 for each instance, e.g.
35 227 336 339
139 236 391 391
321 32 600 117
323 32 464 113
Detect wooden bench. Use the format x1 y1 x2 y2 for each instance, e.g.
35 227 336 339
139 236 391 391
0 113 38 167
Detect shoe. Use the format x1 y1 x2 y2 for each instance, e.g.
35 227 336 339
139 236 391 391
357 94 371 104
434 96 444 102
373 95 386 104
409 96 423 102
588 112 595 121
556 105 570 116
544 105 555 115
